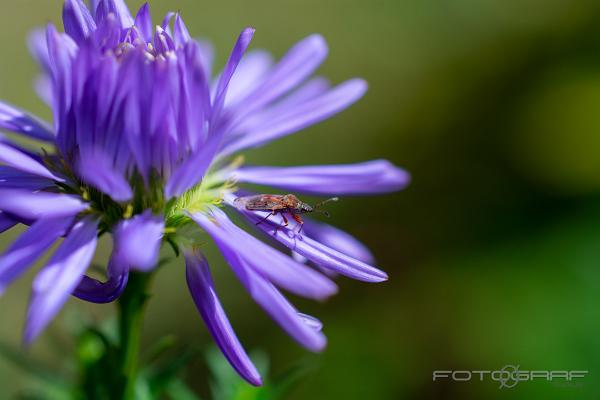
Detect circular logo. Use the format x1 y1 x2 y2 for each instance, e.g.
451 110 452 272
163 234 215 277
497 365 521 389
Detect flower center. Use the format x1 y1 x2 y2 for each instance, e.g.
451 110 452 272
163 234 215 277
166 170 238 227
107 25 178 63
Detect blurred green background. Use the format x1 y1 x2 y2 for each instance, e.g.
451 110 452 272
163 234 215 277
2 0 600 398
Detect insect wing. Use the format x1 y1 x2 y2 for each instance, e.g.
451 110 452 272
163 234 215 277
241 195 286 210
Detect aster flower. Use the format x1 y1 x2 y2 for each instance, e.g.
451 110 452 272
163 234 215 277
0 0 409 387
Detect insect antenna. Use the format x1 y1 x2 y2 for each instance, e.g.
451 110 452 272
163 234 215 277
314 197 339 217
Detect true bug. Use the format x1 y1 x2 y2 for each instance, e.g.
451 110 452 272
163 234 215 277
234 194 339 232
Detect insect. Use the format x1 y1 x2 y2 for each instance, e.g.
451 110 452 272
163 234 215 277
234 194 339 232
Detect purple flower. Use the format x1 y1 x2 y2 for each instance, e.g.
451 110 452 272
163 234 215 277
0 0 409 385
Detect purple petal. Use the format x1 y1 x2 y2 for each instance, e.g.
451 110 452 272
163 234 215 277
234 159 410 195
164 134 220 198
34 76 53 106
185 250 262 386
227 195 387 282
76 151 132 202
212 27 255 122
0 142 63 181
153 26 176 53
28 29 51 73
121 53 151 183
46 25 78 154
301 219 375 264
298 313 323 332
173 13 191 47
292 248 342 278
0 101 54 142
63 0 97 43
89 0 100 17
196 39 214 79
0 212 17 234
114 210 164 272
94 0 134 28
161 12 176 33
111 0 134 27
190 208 337 300
224 50 273 108
291 250 308 265
28 30 54 104
230 77 330 137
231 34 328 122
270 77 331 110
0 189 88 220
0 217 73 295
220 79 367 156
223 249 326 351
0 167 55 190
91 11 122 51
134 3 153 42
163 41 213 198
24 217 98 344
174 43 211 153
73 251 128 304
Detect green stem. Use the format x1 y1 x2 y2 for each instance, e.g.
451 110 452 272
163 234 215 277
117 272 152 400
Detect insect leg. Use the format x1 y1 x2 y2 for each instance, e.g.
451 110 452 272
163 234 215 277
292 213 304 235
270 212 290 236
265 210 283 235
255 212 274 226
